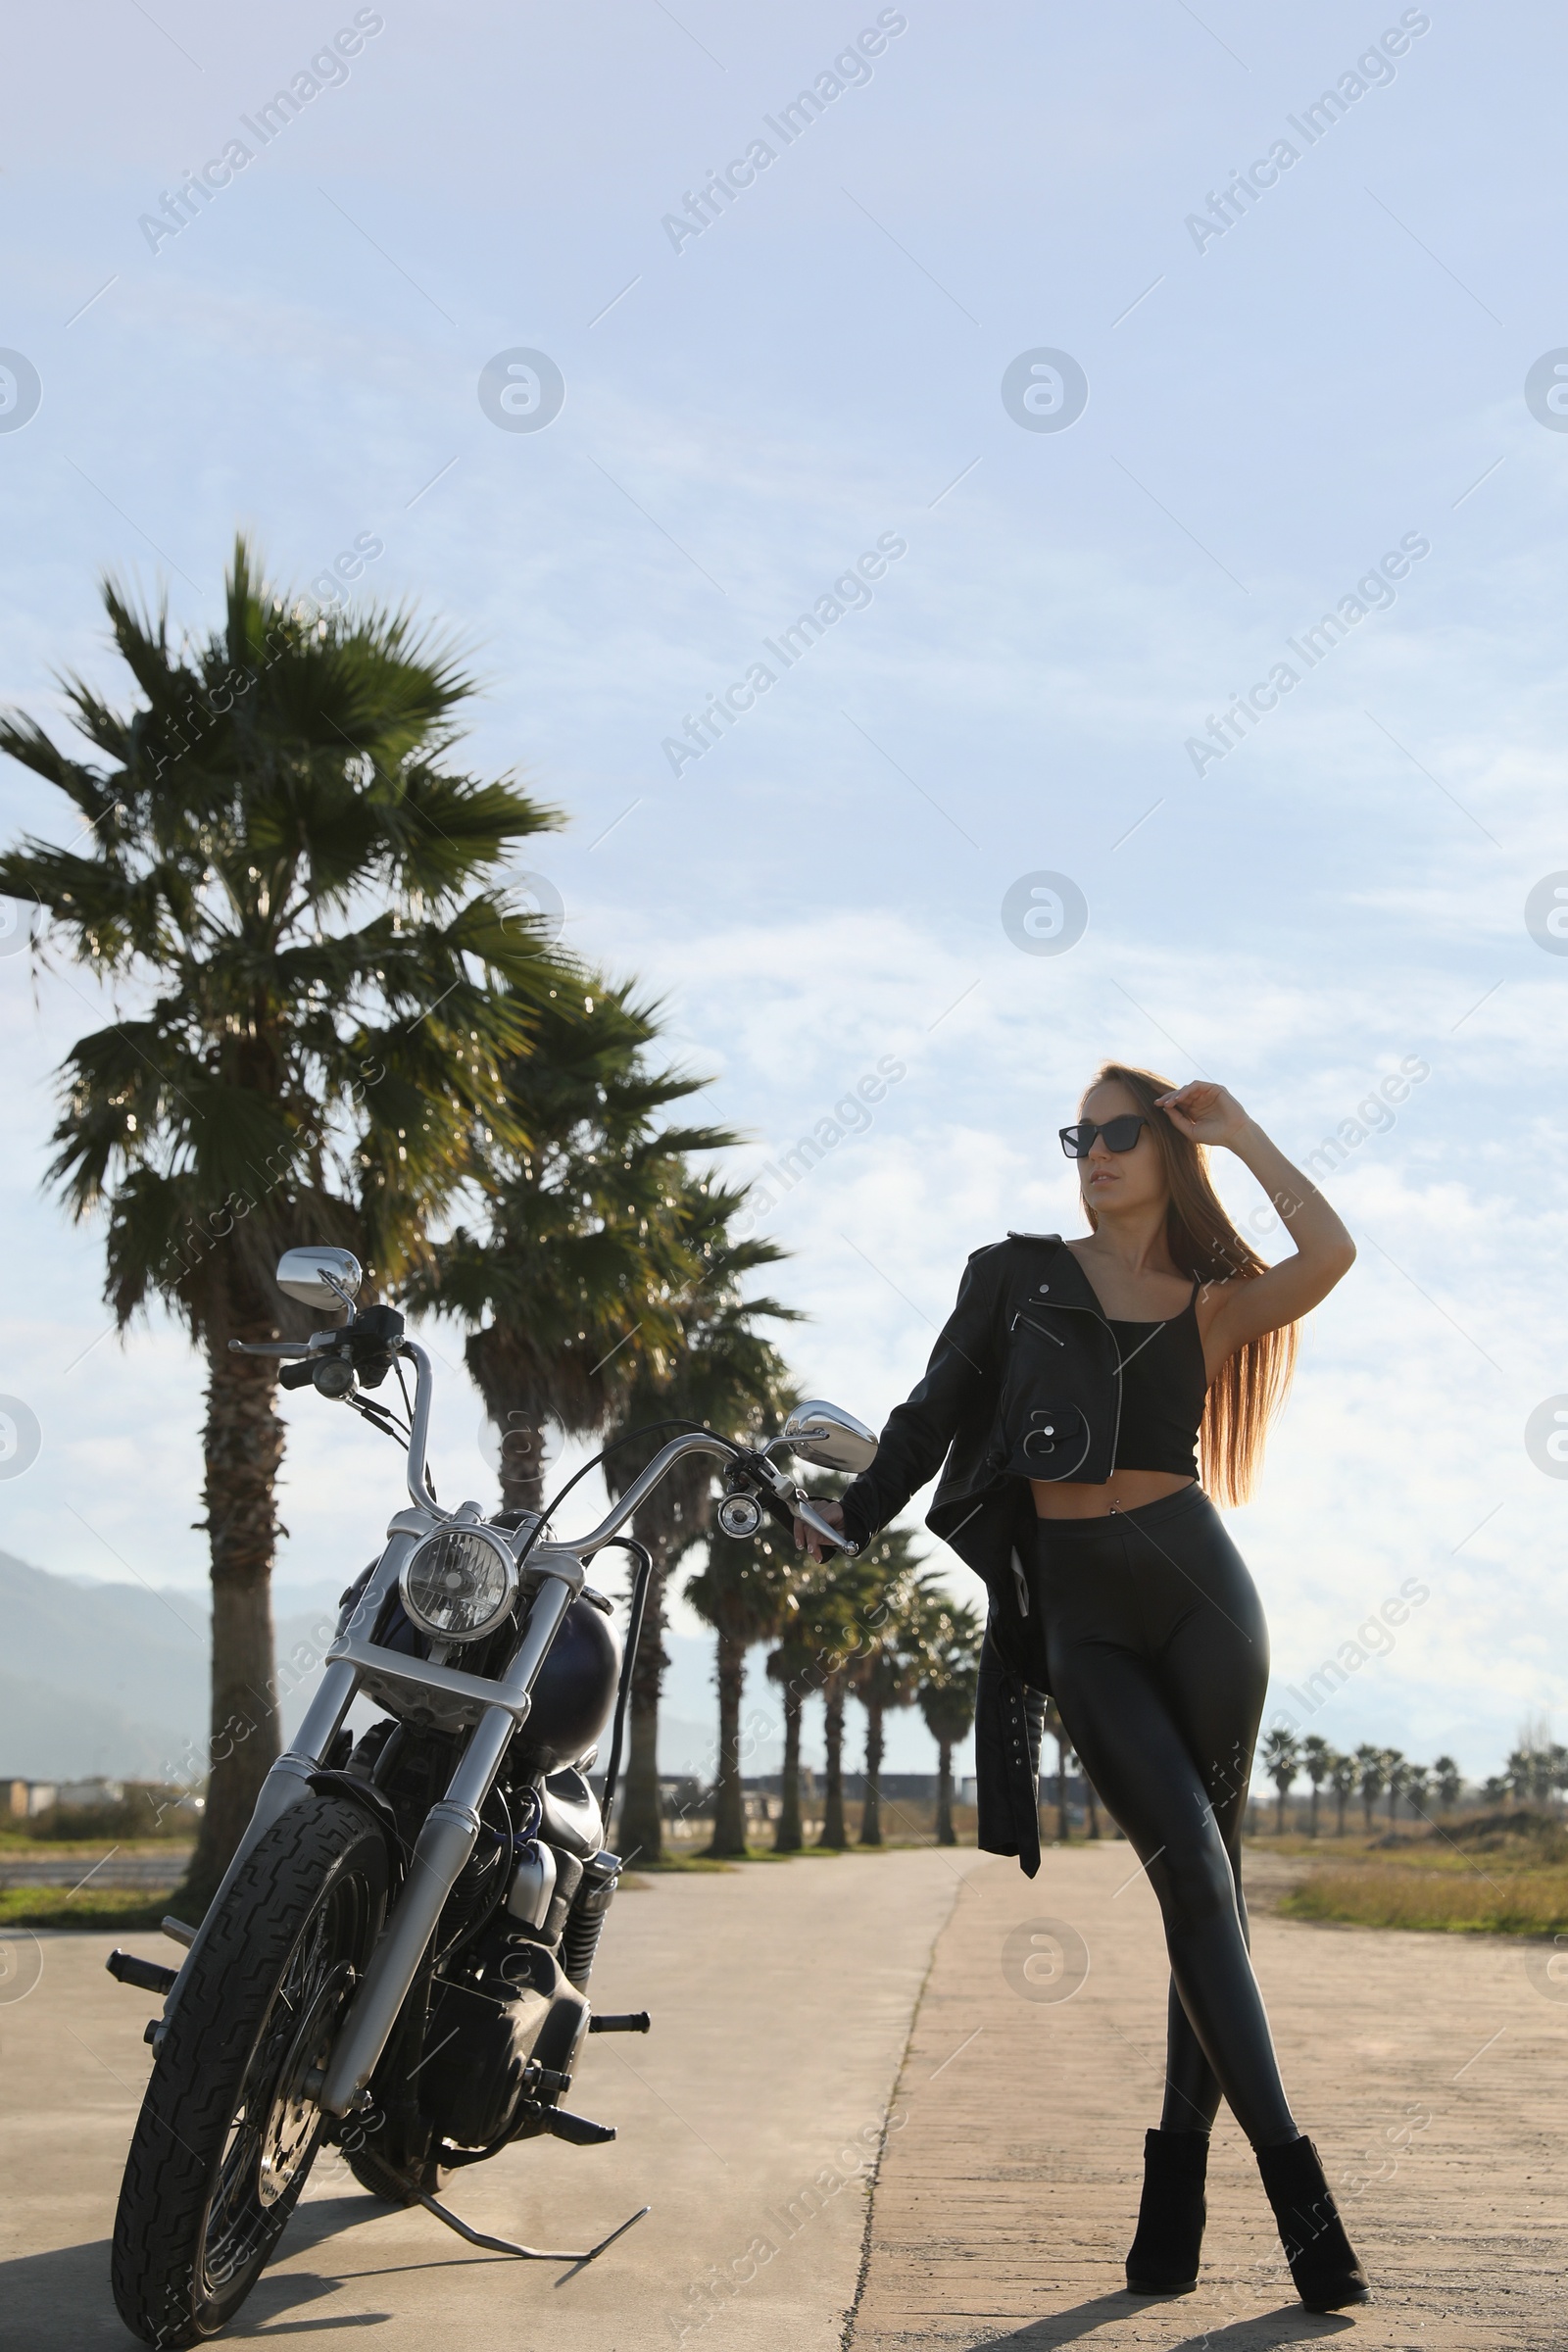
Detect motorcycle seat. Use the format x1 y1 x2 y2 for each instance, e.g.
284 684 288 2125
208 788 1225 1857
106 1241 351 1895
539 1767 604 1859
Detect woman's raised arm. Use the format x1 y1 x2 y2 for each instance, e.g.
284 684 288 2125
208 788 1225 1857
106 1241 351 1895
1156 1082 1354 1371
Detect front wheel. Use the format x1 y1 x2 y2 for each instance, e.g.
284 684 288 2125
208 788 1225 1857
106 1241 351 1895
112 1794 389 2347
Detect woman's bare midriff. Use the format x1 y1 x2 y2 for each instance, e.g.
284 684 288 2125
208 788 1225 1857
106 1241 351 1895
1032 1470 1198 1520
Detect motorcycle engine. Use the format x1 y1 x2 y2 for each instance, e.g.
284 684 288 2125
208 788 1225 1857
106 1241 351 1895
418 1939 582 2149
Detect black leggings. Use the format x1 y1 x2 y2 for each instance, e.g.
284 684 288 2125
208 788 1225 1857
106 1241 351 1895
1034 1485 1297 2148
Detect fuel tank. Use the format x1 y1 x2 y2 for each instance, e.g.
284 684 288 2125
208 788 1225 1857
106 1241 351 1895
518 1591 621 1769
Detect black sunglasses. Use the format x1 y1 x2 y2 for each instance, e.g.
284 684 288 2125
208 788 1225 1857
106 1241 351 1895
1059 1114 1149 1159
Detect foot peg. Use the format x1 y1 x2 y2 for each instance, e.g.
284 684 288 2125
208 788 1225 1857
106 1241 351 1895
106 1950 177 1997
588 2011 651 2034
543 2105 616 2145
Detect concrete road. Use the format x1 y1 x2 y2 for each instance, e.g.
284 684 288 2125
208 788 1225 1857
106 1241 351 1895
0 1847 962 2350
851 1843 1568 2351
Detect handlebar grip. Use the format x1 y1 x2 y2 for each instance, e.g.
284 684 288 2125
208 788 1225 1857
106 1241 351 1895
279 1359 318 1391
789 1494 856 1559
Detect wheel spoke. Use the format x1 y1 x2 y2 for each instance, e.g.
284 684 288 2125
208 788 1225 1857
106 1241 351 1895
113 1795 390 2346
201 1870 369 2288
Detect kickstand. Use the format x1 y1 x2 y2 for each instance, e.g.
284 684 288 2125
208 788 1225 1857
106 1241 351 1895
415 2188 650 2266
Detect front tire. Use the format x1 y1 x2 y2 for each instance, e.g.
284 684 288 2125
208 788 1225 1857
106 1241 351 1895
112 1794 388 2347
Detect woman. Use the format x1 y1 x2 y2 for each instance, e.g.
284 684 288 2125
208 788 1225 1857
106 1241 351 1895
797 1064 1368 2311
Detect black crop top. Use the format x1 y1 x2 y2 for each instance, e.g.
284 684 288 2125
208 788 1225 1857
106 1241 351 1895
1107 1282 1206 1478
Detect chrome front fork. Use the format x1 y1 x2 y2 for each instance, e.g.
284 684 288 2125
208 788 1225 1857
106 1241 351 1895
161 1525 579 2108
318 1558 582 2114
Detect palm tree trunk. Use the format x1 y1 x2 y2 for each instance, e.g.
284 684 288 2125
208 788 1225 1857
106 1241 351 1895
859 1696 884 1846
1275 1785 1287 1835
495 1407 548 1519
617 1536 669 1864
935 1736 956 1846
775 1681 804 1851
619 1662 664 1863
708 1625 748 1856
1309 1784 1320 1836
179 1329 285 1915
1336 1789 1348 1837
1085 1776 1101 1838
818 1672 848 1848
1055 1734 1070 1842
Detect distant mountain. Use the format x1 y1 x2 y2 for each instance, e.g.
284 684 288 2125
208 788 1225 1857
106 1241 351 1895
0 1550 346 1782
0 1551 965 1783
0 1549 736 1782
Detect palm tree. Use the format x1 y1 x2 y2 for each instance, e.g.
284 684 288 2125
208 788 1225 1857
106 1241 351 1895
0 538 572 1909
1404 1762 1431 1821
1301 1734 1332 1837
767 1586 830 1852
603 1183 797 1864
1328 1747 1355 1838
686 1522 798 1856
1383 1748 1408 1826
762 1471 851 1851
851 1547 934 1846
1260 1727 1299 1836
1043 1697 1073 1842
915 1594 982 1846
1355 1742 1386 1834
817 1651 853 1848
808 1544 896 1850
1433 1755 1461 1813
413 982 729 1515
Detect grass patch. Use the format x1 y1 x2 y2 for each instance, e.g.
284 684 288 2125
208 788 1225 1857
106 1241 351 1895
1280 1865 1568 1937
1269 1816 1568 1936
0 1886 173 1933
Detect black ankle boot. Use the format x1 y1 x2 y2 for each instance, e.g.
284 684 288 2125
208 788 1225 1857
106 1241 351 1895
1255 2134 1370 2311
1124 2128 1208 2294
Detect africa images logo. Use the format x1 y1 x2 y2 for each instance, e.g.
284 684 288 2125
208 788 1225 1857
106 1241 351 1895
1182 12 1432 256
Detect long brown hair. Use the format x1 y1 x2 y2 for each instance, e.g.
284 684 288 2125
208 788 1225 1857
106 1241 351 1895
1083 1061 1298 1505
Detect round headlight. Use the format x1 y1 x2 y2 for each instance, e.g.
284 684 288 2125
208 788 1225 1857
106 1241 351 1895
400 1525 517 1643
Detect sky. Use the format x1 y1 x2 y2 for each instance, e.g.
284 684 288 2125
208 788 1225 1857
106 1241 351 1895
2 0 1566 1789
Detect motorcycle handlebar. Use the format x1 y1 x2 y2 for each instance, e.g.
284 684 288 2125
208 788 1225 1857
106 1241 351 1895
245 1326 853 1553
234 1323 437 1512
395 1340 439 1514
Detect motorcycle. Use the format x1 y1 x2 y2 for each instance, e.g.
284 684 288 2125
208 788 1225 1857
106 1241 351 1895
105 1242 875 2346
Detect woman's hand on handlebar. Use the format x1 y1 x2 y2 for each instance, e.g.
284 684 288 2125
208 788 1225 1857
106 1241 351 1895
793 1496 846 1564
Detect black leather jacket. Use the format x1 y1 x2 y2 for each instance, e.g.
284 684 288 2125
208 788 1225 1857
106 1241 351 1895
839 1231 1132 1877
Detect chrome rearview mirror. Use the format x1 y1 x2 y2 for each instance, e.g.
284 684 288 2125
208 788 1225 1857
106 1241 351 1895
276 1246 363 1313
781 1399 878 1476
